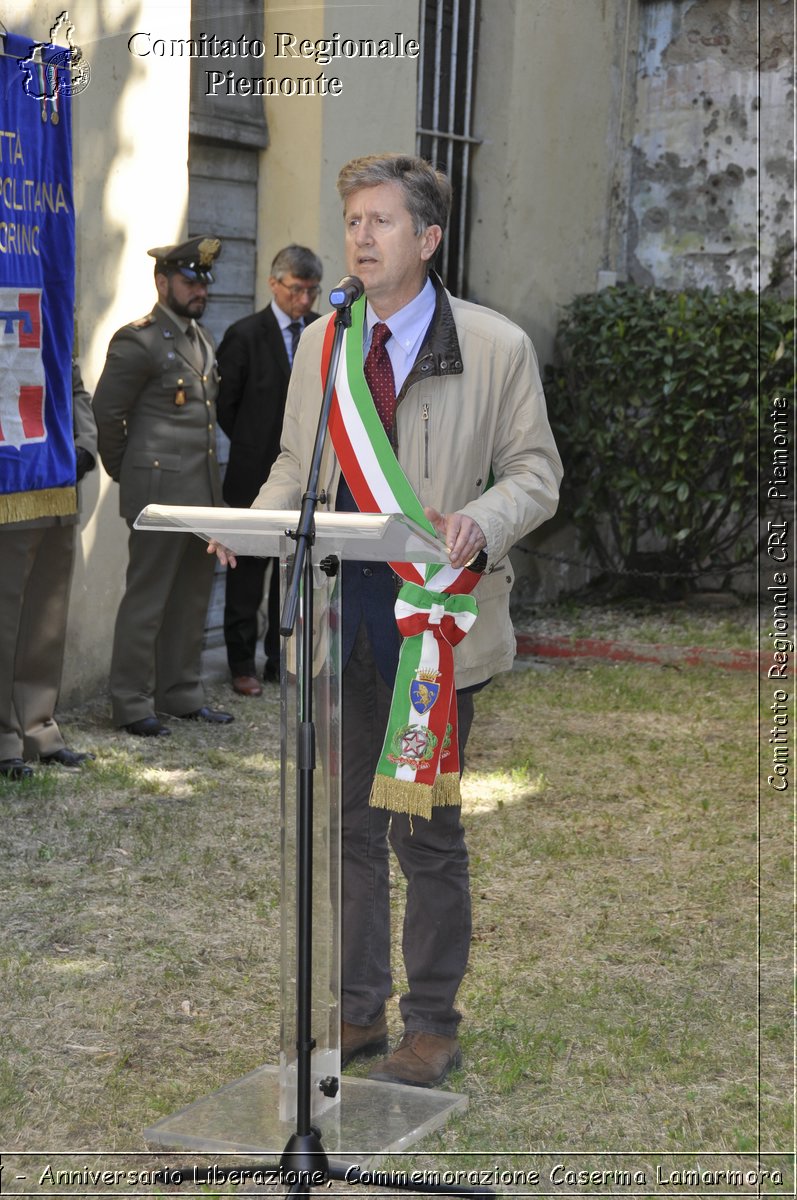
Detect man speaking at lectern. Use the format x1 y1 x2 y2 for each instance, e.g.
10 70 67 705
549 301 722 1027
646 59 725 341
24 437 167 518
216 154 562 1087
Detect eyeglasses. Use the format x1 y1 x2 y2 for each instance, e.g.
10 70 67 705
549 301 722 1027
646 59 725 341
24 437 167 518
278 282 321 298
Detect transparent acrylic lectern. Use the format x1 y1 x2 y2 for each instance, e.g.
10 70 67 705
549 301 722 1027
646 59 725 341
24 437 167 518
137 505 469 1166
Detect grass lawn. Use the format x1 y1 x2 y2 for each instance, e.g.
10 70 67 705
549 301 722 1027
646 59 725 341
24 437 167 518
0 601 790 1194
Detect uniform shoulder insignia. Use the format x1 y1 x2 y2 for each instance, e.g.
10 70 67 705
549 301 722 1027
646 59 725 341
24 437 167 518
129 314 156 330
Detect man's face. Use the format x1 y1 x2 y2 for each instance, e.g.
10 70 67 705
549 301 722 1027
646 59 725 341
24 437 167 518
343 182 442 318
269 274 321 321
157 271 209 319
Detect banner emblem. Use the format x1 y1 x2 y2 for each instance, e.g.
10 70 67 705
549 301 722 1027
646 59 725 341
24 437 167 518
0 289 46 447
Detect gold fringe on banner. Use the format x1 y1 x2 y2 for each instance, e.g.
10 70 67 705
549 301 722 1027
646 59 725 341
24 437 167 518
369 770 462 821
0 487 77 525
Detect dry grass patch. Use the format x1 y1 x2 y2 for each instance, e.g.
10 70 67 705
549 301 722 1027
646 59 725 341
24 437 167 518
1 687 284 1152
0 635 790 1193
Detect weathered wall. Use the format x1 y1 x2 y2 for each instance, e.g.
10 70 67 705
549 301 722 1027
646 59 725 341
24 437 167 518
627 0 793 292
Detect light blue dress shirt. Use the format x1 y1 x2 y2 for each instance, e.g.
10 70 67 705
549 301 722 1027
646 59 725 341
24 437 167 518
364 276 436 393
271 298 303 364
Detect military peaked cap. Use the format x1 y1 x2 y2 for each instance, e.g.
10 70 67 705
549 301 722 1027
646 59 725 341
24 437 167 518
148 236 222 282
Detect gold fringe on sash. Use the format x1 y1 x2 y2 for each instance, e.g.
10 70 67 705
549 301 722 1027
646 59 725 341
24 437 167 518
369 770 462 821
430 771 462 808
0 487 77 525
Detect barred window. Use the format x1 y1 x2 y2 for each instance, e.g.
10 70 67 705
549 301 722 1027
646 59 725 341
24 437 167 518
416 0 481 297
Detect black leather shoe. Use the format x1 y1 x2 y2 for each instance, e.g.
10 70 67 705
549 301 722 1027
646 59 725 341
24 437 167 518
0 757 33 780
263 661 280 684
123 716 171 737
179 706 234 724
40 748 96 768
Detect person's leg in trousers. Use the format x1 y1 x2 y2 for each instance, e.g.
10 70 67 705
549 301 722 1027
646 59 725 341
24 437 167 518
340 623 393 1025
390 692 475 1037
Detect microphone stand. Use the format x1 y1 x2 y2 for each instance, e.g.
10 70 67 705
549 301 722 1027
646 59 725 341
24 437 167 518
155 285 493 1198
271 289 352 1190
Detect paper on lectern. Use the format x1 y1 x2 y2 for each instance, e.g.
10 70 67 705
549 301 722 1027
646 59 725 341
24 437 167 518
134 504 448 565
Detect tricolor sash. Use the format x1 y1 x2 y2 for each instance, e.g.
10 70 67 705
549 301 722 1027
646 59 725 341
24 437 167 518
324 297 480 820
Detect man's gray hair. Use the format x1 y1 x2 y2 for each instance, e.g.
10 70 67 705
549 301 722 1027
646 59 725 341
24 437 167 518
337 154 451 236
270 244 323 280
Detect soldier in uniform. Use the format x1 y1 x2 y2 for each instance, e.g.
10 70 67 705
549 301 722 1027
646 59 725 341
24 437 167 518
93 237 233 737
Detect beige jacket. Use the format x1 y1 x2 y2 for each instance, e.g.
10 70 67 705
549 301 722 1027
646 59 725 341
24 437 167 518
254 284 562 689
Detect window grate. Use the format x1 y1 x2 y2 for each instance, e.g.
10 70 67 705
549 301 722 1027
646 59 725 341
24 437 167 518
416 0 481 297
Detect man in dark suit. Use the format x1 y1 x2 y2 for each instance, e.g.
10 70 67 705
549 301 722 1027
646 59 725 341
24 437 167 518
93 237 233 737
217 244 323 696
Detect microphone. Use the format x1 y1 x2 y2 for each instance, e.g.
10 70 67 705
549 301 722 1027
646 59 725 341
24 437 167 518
328 275 364 309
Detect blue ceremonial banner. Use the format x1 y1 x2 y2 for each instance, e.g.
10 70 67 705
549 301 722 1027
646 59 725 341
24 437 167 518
0 30 76 523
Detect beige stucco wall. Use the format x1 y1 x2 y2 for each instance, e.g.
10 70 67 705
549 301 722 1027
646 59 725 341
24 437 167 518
463 0 628 599
257 0 421 306
10 1 192 701
466 0 628 365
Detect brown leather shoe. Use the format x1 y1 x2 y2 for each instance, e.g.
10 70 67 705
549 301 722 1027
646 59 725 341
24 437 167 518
232 675 263 697
368 1031 462 1088
341 1010 388 1068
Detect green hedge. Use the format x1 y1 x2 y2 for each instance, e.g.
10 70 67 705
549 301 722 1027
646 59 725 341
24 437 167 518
544 285 793 593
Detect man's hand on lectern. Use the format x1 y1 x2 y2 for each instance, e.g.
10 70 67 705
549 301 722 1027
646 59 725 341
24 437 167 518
207 540 237 568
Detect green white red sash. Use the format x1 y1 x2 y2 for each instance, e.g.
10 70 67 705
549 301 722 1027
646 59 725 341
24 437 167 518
323 296 479 820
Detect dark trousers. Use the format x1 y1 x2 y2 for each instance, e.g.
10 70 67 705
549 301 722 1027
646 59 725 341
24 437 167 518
341 623 475 1038
223 555 280 677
